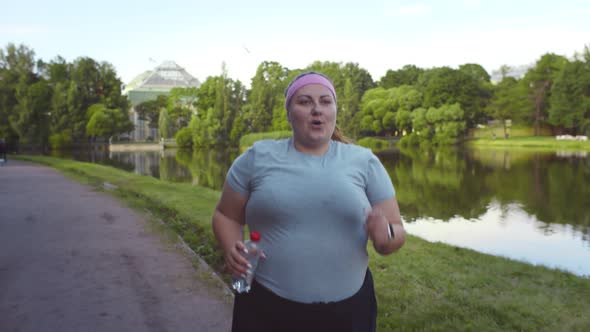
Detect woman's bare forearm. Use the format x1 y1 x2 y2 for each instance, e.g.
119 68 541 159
212 209 244 254
374 223 406 255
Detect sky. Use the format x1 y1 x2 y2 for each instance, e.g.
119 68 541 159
1 0 589 86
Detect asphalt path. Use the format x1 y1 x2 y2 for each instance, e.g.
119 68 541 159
0 160 233 332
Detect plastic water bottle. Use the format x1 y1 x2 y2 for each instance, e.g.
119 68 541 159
232 231 262 293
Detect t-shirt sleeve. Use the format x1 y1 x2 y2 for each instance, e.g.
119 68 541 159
366 153 396 204
226 147 254 196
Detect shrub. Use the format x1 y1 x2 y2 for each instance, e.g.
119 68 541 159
239 131 292 150
175 127 193 148
49 130 73 149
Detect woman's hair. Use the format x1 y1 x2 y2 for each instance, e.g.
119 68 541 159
285 71 351 144
332 125 351 144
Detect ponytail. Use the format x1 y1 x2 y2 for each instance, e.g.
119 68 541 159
331 125 351 144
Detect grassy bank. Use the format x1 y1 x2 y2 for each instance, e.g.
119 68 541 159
16 155 590 331
468 136 590 151
239 131 292 151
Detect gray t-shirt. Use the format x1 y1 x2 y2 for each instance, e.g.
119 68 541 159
226 138 395 303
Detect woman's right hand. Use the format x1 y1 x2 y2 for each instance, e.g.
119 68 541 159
224 241 265 278
225 240 250 278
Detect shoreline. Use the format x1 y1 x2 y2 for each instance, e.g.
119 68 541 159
13 155 590 330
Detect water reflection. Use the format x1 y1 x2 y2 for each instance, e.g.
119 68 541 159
382 147 590 276
52 145 590 276
404 201 590 276
175 149 239 188
50 148 192 182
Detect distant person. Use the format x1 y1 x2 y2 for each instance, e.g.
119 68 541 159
212 71 406 332
0 138 7 164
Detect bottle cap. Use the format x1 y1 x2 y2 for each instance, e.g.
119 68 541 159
250 231 261 242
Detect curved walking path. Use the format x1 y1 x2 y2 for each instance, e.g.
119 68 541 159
0 160 233 331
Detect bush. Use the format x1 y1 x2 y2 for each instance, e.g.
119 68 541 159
239 131 292 150
49 130 73 149
356 137 390 152
175 127 193 148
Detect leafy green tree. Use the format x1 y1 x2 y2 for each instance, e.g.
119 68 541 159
45 56 70 83
191 77 220 147
402 104 465 146
418 66 490 129
65 57 129 140
246 61 289 133
522 53 568 135
167 87 198 130
158 107 172 139
0 43 38 145
86 103 133 140
175 126 193 148
190 65 246 148
486 77 528 137
11 79 52 146
135 95 167 129
339 78 358 135
358 87 390 135
548 60 590 133
459 63 491 83
86 107 113 139
379 65 424 89
358 85 423 137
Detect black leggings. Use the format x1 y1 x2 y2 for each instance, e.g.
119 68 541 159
232 269 377 332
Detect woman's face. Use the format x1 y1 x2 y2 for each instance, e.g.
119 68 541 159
287 84 337 151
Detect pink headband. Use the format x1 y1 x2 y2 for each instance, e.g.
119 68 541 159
285 73 337 110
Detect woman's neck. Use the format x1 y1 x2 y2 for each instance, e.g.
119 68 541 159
292 138 331 156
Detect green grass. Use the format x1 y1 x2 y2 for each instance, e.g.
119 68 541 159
16 155 590 331
468 136 590 151
239 131 292 151
469 125 553 138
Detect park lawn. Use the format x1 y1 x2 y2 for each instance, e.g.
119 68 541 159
468 136 590 151
16 155 590 331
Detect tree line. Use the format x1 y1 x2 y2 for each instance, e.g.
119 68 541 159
1 42 589 150
0 43 131 149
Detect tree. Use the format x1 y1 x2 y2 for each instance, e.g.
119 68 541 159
486 77 528 138
548 60 590 133
246 61 289 133
379 65 424 89
459 63 491 83
135 95 168 129
0 43 38 145
86 103 133 141
522 53 568 135
158 107 172 139
167 87 198 130
11 79 52 147
98 62 129 111
190 65 246 148
402 104 466 146
66 57 129 140
418 65 491 129
358 85 423 137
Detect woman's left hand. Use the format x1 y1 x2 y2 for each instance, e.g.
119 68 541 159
365 207 390 249
365 199 405 255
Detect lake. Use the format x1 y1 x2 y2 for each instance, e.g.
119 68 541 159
52 146 590 277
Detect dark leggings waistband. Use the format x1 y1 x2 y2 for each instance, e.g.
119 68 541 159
232 269 377 332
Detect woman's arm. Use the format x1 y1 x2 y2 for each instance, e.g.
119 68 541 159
366 197 406 255
212 182 251 277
